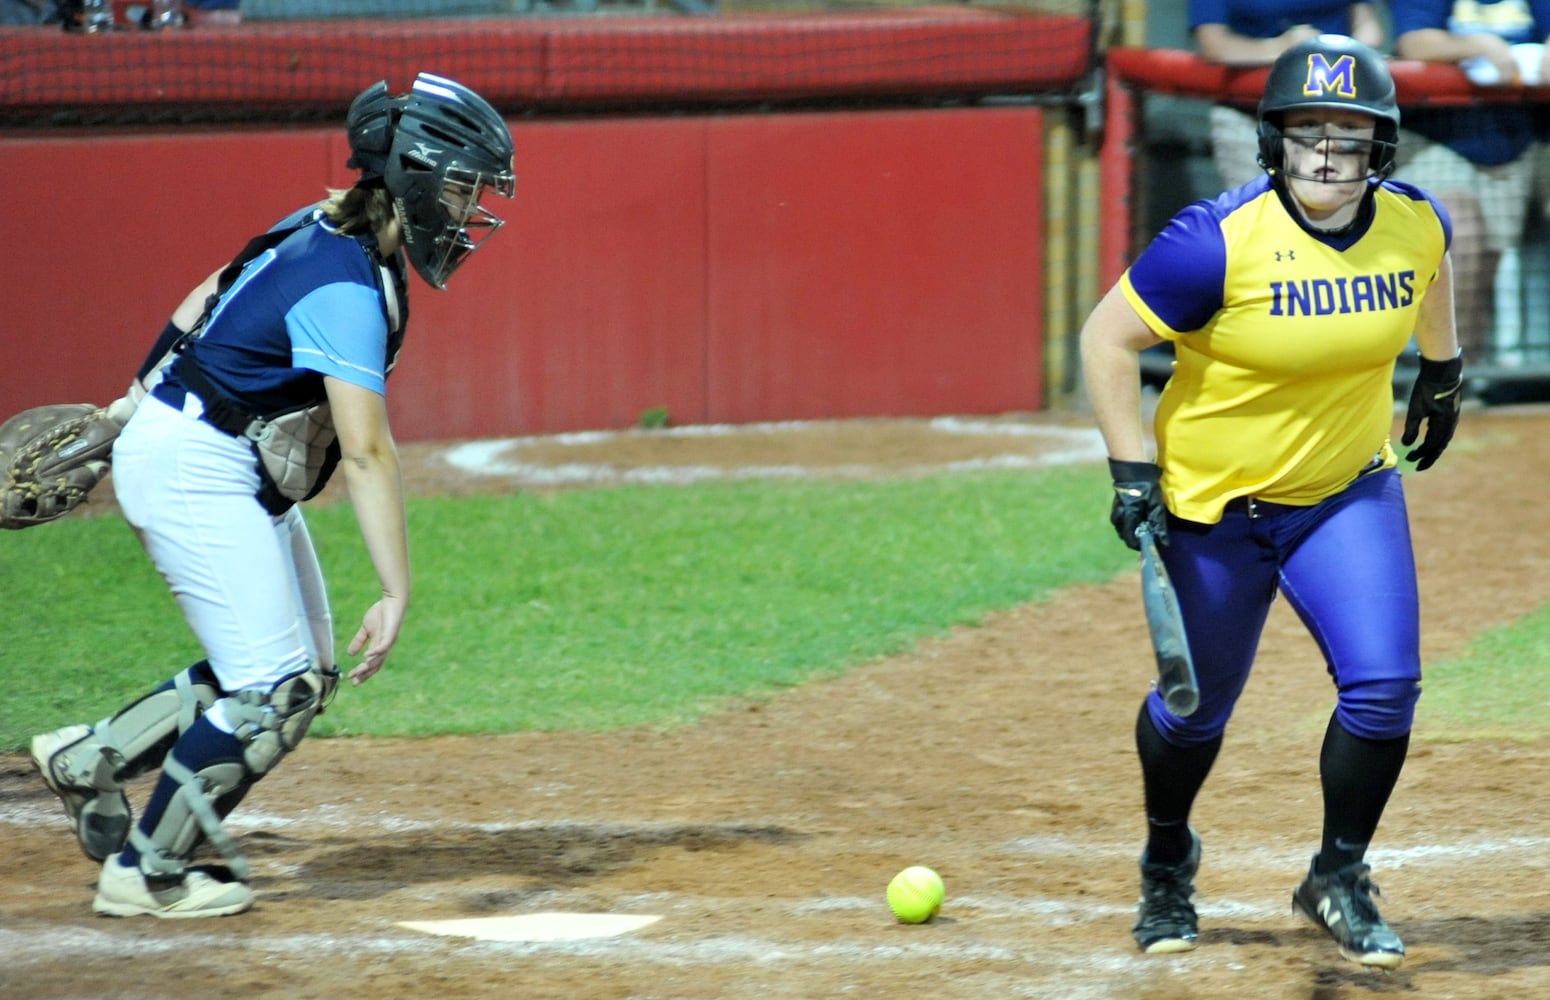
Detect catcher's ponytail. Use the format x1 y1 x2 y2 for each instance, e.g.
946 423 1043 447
321 185 395 238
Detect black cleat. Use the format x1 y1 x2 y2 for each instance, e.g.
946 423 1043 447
1132 829 1201 954
1292 859 1405 969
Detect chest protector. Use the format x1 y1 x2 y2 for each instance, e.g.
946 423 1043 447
166 218 408 515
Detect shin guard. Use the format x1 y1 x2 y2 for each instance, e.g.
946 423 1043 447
128 665 331 882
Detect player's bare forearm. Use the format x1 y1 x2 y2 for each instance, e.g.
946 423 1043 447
1415 253 1461 362
1397 28 1510 65
1195 23 1319 65
327 376 412 682
339 450 410 684
343 448 411 601
1350 5 1385 50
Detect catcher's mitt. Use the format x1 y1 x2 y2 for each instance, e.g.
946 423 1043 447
0 402 125 529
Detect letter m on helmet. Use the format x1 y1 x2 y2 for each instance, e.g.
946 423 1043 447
1302 54 1358 99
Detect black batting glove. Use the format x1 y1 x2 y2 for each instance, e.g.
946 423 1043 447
1401 353 1463 471
1108 458 1168 551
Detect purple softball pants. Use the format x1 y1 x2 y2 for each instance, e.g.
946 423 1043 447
1147 467 1421 746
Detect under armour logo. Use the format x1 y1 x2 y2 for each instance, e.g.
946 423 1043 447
1276 250 1296 261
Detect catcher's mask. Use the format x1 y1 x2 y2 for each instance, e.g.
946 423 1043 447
384 72 516 290
1256 34 1399 184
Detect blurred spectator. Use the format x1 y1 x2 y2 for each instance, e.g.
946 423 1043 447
0 0 57 24
1190 2 1386 189
183 0 238 25
1392 0 1550 364
21 0 238 29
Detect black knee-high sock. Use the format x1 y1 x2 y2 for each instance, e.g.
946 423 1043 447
1136 703 1222 865
1316 715 1409 874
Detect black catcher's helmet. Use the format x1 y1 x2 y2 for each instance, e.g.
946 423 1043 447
384 73 517 289
345 81 405 182
1257 34 1399 180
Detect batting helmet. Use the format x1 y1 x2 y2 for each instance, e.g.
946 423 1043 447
1256 34 1399 180
384 72 516 290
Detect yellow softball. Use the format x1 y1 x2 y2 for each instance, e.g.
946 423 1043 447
886 865 945 924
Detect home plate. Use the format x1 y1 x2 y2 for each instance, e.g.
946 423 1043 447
397 912 662 943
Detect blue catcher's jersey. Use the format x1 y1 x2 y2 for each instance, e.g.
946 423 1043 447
160 206 404 416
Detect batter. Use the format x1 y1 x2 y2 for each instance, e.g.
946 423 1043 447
1080 34 1462 968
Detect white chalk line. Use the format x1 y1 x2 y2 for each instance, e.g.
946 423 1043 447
7 798 1550 969
442 417 1107 486
14 796 1546 871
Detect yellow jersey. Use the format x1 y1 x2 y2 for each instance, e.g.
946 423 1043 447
1120 176 1450 523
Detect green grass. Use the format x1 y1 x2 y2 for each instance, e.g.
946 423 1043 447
8 461 1550 749
0 466 1129 748
1416 607 1550 743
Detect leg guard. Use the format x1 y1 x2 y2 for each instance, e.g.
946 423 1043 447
129 664 331 882
32 663 219 861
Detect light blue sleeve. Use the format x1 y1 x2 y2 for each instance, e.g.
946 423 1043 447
285 282 390 395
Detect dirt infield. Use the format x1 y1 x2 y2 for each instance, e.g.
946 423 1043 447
5 408 1550 1000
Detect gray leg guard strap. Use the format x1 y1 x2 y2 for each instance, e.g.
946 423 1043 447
131 757 252 881
132 665 330 882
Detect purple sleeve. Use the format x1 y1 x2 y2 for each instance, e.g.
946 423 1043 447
1127 204 1228 334
1191 0 1361 35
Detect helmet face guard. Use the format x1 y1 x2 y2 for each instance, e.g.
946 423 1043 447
1257 120 1399 184
396 164 516 289
386 73 517 289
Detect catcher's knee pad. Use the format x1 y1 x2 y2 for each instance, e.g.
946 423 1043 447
131 665 332 881
227 663 333 773
52 662 220 791
102 662 224 780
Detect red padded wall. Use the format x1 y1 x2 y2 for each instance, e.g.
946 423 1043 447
2 129 345 409
389 117 710 438
706 108 1044 422
1 107 1046 441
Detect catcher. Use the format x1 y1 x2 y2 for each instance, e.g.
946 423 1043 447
25 73 516 919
